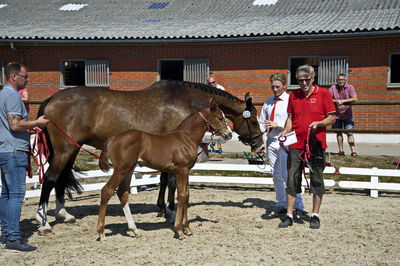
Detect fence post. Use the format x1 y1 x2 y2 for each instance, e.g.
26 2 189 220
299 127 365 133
370 167 379 198
130 172 142 194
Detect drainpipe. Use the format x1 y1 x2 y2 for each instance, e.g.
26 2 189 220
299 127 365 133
10 42 25 64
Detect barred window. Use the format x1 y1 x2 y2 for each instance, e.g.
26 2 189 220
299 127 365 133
158 59 209 83
389 53 400 87
183 59 209 83
289 56 348 86
319 56 348 86
60 60 109 87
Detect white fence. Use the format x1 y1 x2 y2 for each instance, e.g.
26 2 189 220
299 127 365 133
338 167 400 197
1 164 399 198
2 163 336 198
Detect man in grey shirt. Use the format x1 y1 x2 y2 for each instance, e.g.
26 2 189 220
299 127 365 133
0 62 48 252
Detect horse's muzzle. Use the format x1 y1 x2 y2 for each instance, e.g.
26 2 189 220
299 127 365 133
222 132 232 141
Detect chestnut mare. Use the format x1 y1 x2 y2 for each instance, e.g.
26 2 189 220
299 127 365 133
36 80 263 235
97 98 232 239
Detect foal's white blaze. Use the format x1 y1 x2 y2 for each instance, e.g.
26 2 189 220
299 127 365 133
122 203 141 237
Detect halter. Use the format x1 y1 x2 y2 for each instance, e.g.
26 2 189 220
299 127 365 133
198 111 228 135
236 109 263 147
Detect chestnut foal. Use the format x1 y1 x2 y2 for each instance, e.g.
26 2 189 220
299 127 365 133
97 98 232 240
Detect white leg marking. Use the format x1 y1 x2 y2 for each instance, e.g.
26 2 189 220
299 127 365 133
122 203 141 237
55 199 76 223
36 203 53 235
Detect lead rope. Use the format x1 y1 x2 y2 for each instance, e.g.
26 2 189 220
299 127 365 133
28 119 101 184
29 128 50 184
298 128 312 194
279 128 312 194
48 119 100 159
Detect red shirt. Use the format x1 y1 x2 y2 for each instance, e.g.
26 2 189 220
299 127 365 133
287 85 336 149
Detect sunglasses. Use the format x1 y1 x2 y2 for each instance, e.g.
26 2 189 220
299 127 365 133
297 78 311 83
16 74 29 79
207 81 216 85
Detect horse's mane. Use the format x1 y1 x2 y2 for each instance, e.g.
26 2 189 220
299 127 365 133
48 81 244 105
169 80 243 103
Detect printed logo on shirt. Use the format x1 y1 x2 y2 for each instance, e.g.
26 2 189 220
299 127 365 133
309 97 317 103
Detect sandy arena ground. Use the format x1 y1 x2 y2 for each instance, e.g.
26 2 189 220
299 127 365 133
1 185 399 265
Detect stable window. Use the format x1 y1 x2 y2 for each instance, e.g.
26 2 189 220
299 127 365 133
157 59 209 83
389 53 400 87
288 56 348 87
60 60 109 87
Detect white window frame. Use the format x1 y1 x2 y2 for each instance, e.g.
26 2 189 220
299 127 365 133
388 53 400 88
60 59 110 88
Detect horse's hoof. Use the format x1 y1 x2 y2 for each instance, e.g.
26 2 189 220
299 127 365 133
174 232 185 240
130 229 142 238
38 226 53 236
56 211 76 224
185 229 193 236
134 230 142 238
156 211 165 218
97 234 106 241
63 216 76 223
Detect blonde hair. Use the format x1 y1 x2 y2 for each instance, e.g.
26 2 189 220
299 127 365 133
269 73 287 86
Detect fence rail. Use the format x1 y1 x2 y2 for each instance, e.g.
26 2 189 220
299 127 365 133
337 167 400 197
2 163 399 199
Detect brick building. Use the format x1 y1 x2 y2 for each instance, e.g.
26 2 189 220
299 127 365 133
0 0 399 133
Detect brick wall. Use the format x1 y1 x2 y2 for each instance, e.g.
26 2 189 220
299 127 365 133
1 35 399 130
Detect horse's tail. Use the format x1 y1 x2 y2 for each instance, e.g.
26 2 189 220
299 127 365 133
38 97 52 118
99 141 111 172
38 96 83 199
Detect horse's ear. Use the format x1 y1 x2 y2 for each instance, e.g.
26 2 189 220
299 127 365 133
209 97 217 112
245 92 253 109
245 92 251 101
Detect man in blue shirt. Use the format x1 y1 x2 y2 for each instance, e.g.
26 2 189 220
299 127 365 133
0 62 48 252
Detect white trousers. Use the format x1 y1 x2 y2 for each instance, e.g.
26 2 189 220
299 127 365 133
267 137 304 210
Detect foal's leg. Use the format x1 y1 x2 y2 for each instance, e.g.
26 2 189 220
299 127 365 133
174 168 190 240
156 171 169 217
182 186 192 236
117 171 141 237
97 169 130 239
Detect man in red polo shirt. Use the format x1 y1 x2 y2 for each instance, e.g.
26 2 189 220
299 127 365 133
278 65 336 229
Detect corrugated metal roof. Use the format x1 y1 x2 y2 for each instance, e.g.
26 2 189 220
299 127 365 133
0 0 399 41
